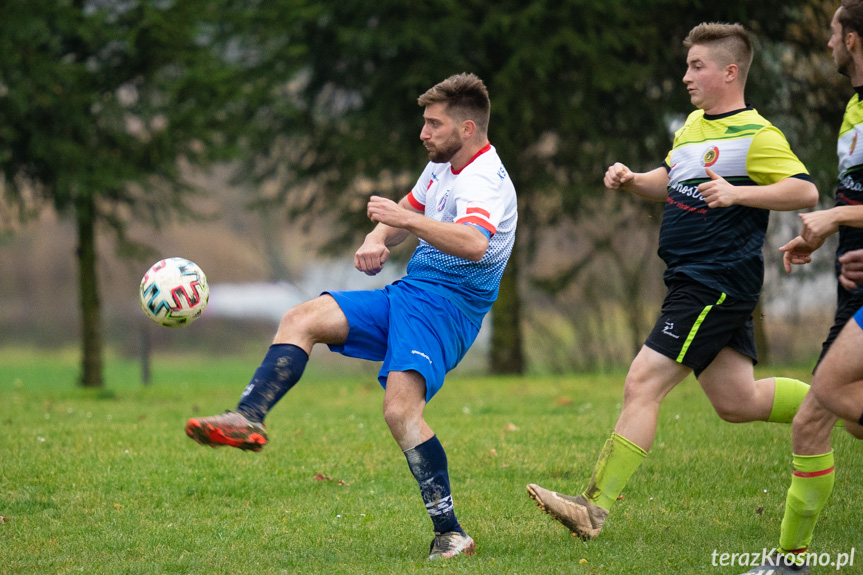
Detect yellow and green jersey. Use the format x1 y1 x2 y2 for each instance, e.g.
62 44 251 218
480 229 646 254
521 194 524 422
834 91 863 277
660 107 811 301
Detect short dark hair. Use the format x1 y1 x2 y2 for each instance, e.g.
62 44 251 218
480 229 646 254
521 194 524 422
684 22 754 85
840 0 863 37
418 73 491 135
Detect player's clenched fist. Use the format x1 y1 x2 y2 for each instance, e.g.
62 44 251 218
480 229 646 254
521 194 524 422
354 236 389 276
367 195 411 228
604 162 635 189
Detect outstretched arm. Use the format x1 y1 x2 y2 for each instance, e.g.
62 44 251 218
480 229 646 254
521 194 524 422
603 163 669 201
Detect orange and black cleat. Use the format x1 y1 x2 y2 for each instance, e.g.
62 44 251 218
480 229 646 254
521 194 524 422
185 410 268 452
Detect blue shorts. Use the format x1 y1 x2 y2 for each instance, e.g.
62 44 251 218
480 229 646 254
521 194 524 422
324 281 479 402
855 306 863 329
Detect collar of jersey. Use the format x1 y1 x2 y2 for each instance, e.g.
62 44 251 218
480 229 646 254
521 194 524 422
703 105 754 121
451 142 492 174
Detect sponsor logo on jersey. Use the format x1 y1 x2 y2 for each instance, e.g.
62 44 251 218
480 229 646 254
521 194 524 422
701 146 719 167
437 191 449 212
670 181 705 201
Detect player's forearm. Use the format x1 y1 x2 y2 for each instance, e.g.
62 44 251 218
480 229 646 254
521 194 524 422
367 222 411 247
733 178 818 211
831 205 863 228
622 168 670 201
406 218 489 262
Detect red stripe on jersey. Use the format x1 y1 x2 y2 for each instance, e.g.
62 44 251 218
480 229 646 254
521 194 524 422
466 206 491 218
793 467 835 478
451 142 492 175
456 215 496 236
407 191 425 211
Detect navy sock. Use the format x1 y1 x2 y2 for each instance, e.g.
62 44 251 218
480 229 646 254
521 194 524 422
236 344 308 423
404 435 461 534
859 411 863 427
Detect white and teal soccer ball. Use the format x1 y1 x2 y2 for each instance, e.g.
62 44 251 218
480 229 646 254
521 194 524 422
139 257 209 327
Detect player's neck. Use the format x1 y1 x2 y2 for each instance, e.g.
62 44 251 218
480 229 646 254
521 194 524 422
701 94 746 116
450 139 490 172
848 57 863 87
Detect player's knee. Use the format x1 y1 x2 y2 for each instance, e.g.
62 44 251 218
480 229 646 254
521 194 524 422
621 374 659 406
382 399 409 431
278 302 315 336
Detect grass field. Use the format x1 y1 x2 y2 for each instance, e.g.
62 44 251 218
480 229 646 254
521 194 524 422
1 348 860 574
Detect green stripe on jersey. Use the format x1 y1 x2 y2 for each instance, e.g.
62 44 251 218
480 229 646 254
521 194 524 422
724 123 766 134
676 292 727 363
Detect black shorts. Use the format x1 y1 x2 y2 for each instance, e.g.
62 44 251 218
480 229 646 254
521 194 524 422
644 276 758 376
816 282 863 370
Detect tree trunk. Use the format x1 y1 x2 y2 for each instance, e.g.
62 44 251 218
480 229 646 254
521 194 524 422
489 241 524 374
76 195 104 388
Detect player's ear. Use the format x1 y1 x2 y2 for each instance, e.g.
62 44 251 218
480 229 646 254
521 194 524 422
462 119 477 139
725 63 739 83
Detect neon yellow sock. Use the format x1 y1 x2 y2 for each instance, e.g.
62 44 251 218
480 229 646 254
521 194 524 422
583 433 647 511
768 378 810 423
778 451 835 553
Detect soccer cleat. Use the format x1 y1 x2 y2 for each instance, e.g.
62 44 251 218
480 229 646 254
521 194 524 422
427 530 476 560
185 410 268 452
736 553 810 575
526 483 608 540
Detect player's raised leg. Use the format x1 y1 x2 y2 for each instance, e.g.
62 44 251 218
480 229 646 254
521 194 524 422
696 348 809 424
528 346 689 539
185 294 349 451
383 370 475 560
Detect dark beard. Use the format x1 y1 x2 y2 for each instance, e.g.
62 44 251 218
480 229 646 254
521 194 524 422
427 139 463 163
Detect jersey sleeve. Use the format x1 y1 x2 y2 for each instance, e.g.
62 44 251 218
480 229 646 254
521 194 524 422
746 126 811 186
408 163 436 211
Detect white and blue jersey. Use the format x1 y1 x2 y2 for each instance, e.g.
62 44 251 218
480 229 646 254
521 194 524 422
401 143 518 327
325 142 517 401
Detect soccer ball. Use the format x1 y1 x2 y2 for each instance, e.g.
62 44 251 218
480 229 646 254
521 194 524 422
139 257 209 327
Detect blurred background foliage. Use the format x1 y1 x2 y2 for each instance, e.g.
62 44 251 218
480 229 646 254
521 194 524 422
0 0 848 385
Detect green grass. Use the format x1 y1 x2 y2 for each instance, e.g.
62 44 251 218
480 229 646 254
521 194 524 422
1 349 861 574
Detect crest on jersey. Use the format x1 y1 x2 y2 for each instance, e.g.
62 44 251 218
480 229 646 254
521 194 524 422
701 146 720 167
437 191 449 211
851 131 859 157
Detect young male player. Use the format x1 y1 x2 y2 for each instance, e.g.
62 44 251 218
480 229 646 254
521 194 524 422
185 73 517 560
526 22 818 541
738 4 863 572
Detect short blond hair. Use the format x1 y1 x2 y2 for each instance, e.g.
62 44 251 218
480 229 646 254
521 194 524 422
684 22 753 85
418 73 490 136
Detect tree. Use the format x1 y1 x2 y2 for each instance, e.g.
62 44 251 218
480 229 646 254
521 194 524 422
239 0 841 372
0 0 309 386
